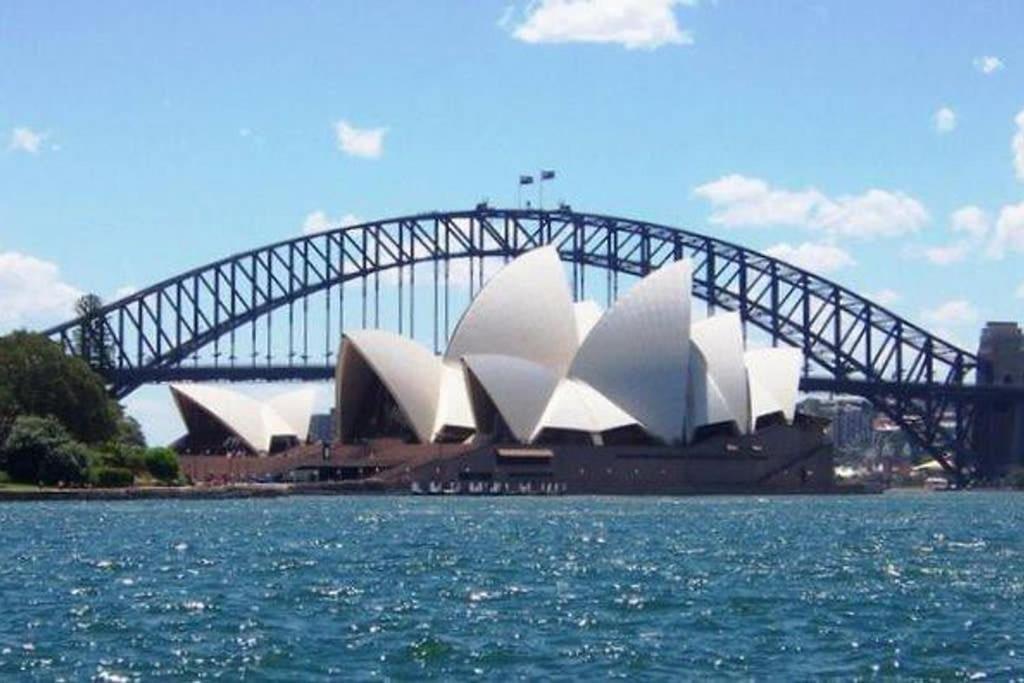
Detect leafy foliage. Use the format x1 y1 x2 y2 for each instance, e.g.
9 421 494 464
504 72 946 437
92 466 134 488
0 331 119 444
1 415 89 485
144 447 181 482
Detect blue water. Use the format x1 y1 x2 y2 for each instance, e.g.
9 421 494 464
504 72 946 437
1 493 1022 680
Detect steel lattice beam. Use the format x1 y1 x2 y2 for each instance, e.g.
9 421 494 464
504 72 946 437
44 207 993 482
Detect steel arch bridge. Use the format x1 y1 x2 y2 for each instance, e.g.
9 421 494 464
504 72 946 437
44 206 991 480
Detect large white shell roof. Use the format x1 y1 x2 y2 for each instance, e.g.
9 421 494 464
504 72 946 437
337 330 442 443
569 258 693 444
445 246 578 376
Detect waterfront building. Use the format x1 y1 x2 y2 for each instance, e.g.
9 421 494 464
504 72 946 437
335 246 803 448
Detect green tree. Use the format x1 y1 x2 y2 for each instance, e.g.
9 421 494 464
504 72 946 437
115 414 147 449
1 415 89 485
0 331 118 443
73 294 115 370
144 447 181 483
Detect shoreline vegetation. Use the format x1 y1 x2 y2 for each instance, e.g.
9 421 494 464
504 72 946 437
2 307 186 492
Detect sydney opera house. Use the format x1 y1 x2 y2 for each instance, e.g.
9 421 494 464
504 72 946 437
173 247 833 493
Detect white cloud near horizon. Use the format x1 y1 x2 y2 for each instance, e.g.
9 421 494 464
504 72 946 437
933 106 956 134
763 241 855 274
302 210 360 235
0 249 82 332
920 298 978 327
334 120 386 159
8 127 46 154
872 289 902 307
973 55 1004 75
986 200 1024 259
511 0 694 50
693 174 929 240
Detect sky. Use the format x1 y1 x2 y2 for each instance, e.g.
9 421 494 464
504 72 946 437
2 0 1023 443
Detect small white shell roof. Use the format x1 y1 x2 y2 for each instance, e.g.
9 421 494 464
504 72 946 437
432 360 476 436
572 300 603 344
690 313 750 435
686 351 736 441
569 259 692 444
533 378 638 439
462 354 560 443
445 246 578 375
170 383 315 452
337 330 442 443
745 347 802 423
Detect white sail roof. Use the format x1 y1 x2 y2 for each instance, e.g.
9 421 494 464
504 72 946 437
336 330 442 443
745 347 802 423
569 259 692 444
533 378 638 439
432 360 476 437
266 387 318 438
686 351 737 441
689 313 750 435
444 246 578 375
462 354 561 443
572 300 603 344
170 383 313 453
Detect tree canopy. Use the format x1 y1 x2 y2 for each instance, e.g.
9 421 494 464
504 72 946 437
0 331 119 444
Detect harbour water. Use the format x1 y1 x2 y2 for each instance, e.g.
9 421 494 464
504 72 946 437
1 492 1022 679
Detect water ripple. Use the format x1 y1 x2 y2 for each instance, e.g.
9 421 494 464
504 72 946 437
0 493 1023 678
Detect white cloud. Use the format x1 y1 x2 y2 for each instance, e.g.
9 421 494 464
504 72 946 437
763 241 855 274
334 120 386 159
813 189 929 240
920 299 978 326
114 285 138 300
986 200 1024 258
694 174 929 240
8 127 46 154
1014 109 1024 182
872 289 902 307
302 210 360 235
512 0 694 50
0 249 82 332
973 55 1004 75
1016 282 1024 299
693 175 824 227
924 241 970 266
933 106 956 134
950 205 989 239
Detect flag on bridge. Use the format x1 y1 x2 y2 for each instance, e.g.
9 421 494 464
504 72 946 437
519 175 534 185
540 170 555 180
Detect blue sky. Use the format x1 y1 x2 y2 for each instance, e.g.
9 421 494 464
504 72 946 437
2 0 1023 441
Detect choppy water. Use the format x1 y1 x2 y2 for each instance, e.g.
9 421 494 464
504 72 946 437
1 493 1023 680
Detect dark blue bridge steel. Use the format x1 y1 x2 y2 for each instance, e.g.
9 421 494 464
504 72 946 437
43 207 1007 482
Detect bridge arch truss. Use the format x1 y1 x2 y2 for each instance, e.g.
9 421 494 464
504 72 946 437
45 207 980 478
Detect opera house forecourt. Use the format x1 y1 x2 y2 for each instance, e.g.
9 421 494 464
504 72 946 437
174 246 835 493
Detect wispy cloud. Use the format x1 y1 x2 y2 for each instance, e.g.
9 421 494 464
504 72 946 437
763 241 855 274
334 120 386 159
933 106 956 134
973 55 1004 75
302 210 360 235
693 174 929 240
8 127 46 154
510 0 694 50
